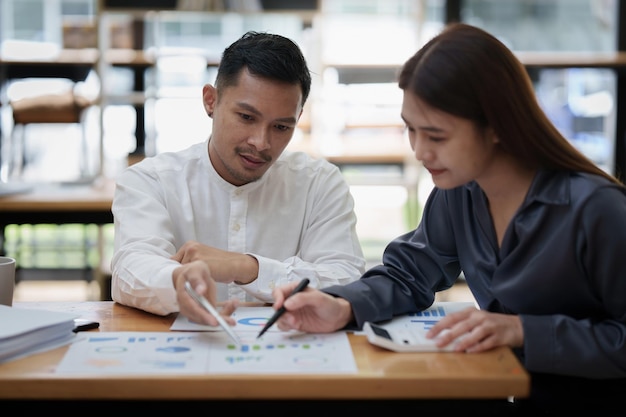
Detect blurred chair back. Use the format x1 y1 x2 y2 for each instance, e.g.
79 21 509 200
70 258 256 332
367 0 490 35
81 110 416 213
1 87 95 182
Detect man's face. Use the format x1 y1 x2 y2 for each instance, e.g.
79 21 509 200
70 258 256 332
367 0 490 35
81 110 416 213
204 69 303 186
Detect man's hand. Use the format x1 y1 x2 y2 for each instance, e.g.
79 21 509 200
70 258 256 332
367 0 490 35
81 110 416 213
172 260 238 326
172 240 259 285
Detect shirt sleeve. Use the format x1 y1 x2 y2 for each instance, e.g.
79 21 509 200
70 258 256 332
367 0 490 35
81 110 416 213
110 167 183 316
325 187 462 328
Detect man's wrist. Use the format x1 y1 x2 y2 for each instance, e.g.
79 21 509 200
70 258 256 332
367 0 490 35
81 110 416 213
234 254 259 285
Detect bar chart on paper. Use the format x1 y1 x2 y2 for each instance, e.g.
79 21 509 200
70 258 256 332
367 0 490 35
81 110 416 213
371 301 476 333
408 302 475 330
359 302 477 352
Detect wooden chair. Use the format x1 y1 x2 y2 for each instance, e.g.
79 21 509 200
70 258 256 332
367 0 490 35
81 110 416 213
2 89 94 182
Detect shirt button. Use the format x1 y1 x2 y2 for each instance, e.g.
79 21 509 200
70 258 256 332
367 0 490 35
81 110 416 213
233 223 240 231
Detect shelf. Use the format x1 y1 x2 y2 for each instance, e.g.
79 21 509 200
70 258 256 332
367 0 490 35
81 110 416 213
516 51 626 69
99 91 150 106
104 49 155 67
91 5 626 176
292 133 411 166
322 52 626 76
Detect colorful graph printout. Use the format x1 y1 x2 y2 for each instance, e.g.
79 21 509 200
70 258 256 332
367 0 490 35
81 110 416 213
170 306 278 332
55 330 357 375
208 331 356 374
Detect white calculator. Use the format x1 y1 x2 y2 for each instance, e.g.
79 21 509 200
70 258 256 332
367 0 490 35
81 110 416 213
363 321 458 352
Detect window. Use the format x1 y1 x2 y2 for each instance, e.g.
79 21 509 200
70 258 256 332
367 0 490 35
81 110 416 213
1 0 96 46
461 0 619 174
461 0 616 51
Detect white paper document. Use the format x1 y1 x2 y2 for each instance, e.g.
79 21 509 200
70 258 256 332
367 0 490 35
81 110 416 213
0 305 79 364
170 306 280 332
55 330 357 375
383 301 476 327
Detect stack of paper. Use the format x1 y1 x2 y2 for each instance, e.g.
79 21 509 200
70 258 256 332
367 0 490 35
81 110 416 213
0 305 79 364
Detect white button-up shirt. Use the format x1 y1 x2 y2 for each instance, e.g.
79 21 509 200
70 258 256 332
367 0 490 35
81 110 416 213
110 139 366 315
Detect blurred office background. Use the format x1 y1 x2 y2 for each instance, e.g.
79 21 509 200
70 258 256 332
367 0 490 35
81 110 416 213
0 0 621 302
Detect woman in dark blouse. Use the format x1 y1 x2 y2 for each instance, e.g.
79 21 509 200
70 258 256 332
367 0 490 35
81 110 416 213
266 23 626 415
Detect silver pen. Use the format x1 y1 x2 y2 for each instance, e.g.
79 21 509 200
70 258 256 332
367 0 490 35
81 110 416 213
184 281 242 347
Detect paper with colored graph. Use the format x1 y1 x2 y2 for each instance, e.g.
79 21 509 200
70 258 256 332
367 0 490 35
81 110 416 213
55 331 355 375
380 301 476 330
357 301 476 335
169 306 280 332
55 305 357 375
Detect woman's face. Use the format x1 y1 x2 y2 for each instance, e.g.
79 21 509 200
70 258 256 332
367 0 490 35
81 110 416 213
401 91 498 190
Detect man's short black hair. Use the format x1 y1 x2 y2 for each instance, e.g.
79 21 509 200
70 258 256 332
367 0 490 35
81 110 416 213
215 31 312 107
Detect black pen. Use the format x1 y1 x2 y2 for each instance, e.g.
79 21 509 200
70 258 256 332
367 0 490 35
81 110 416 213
257 278 310 339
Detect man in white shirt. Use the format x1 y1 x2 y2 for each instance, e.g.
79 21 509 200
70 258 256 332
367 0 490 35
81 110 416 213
110 31 366 320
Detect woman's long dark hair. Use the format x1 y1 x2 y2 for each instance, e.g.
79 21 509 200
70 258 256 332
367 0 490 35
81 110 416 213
398 23 622 185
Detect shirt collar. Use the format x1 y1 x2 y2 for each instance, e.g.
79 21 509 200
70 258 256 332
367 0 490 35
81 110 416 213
464 169 570 207
525 170 570 206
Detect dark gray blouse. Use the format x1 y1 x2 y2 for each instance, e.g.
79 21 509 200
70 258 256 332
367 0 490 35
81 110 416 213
325 170 626 379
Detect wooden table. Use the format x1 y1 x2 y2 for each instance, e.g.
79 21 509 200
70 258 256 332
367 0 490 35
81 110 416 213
0 301 529 409
0 179 115 300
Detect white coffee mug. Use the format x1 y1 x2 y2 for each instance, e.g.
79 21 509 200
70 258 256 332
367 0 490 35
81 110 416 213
0 256 16 306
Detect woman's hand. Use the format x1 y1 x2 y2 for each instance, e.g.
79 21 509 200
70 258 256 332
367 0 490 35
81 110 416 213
427 307 524 352
271 282 354 333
